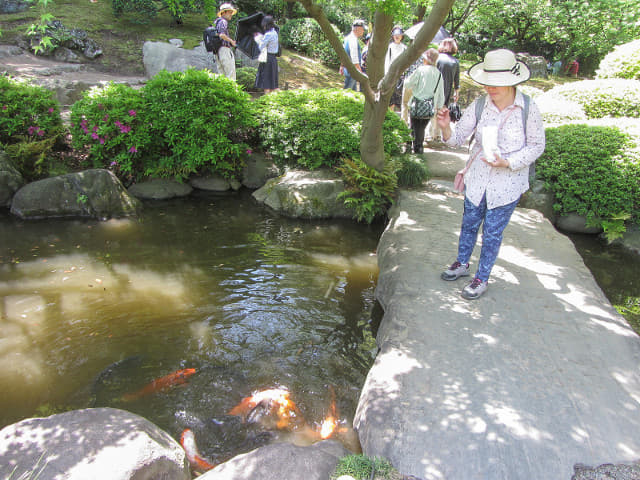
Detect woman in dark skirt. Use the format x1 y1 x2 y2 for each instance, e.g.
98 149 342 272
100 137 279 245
255 15 279 93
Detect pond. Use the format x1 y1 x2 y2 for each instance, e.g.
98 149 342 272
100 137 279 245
0 190 384 462
566 232 640 335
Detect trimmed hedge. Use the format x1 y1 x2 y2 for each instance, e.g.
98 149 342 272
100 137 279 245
537 123 640 240
546 79 640 119
254 88 411 170
596 39 640 80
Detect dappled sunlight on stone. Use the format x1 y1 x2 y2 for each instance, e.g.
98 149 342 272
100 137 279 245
499 245 564 276
489 265 519 285
484 403 554 442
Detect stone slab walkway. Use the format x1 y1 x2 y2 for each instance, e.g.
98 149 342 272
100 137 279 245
354 183 640 480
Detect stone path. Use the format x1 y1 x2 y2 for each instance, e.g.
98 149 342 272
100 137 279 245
353 153 640 479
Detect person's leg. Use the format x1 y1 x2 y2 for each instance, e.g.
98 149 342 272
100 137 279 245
457 195 487 266
217 47 236 81
412 118 428 153
344 76 357 90
475 196 520 281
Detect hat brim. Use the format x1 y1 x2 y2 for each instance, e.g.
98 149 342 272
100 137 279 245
218 7 237 16
468 60 530 86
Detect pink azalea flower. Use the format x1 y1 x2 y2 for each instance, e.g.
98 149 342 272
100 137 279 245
128 110 137 117
99 137 105 144
36 129 44 136
120 125 131 134
48 107 54 113
91 133 99 140
2 105 7 110
103 114 109 122
128 146 138 153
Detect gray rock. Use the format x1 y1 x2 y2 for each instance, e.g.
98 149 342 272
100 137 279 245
517 52 548 78
0 152 24 207
142 41 216 78
612 223 640 255
0 407 190 480
354 188 640 480
252 169 353 219
556 213 603 234
53 46 82 63
241 151 280 189
128 178 193 200
519 188 555 222
0 0 31 14
572 462 640 480
200 440 350 480
10 169 141 219
190 174 238 192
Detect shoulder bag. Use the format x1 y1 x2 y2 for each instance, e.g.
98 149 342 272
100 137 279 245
409 73 441 119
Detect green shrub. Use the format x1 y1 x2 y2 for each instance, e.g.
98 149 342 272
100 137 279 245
111 0 157 23
0 76 64 145
70 83 150 181
255 88 411 170
331 454 395 480
280 18 341 67
337 156 397 224
0 76 65 179
236 66 258 91
537 124 640 241
596 39 640 80
143 69 256 179
395 154 429 188
70 69 256 182
547 79 640 118
535 92 587 125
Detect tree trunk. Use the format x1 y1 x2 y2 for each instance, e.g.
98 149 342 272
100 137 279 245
360 95 393 171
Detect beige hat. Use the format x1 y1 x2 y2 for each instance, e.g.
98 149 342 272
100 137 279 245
217 2 237 16
468 49 530 86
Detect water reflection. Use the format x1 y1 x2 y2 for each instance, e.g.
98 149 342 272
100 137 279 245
0 190 382 459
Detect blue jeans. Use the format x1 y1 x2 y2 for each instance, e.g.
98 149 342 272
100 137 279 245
343 76 358 91
456 194 520 282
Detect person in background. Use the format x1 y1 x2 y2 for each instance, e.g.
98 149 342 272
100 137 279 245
566 59 579 78
254 15 279 93
361 33 371 74
215 3 238 81
436 37 460 107
436 49 546 300
384 26 407 111
341 19 365 91
403 48 444 154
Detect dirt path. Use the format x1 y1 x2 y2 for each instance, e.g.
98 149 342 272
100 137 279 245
1 43 146 86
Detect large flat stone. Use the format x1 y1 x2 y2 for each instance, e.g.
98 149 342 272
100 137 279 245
354 186 640 480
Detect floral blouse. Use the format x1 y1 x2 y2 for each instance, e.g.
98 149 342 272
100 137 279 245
445 90 546 208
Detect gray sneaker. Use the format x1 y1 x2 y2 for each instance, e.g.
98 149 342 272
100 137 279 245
441 261 470 281
461 278 488 300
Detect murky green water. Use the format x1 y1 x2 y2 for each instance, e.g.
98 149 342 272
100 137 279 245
0 190 383 460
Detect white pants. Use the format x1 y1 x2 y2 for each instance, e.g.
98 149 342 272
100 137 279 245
216 47 236 81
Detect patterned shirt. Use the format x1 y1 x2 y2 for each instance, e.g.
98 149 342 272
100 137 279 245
216 17 231 48
445 90 546 208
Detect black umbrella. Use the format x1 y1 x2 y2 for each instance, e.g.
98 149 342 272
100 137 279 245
235 12 264 59
404 24 450 43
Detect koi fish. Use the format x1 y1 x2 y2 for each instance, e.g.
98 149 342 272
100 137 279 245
121 368 196 402
318 385 338 439
180 428 216 472
228 387 303 430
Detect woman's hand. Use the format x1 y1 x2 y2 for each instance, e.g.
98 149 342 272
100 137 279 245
436 107 451 140
482 152 510 169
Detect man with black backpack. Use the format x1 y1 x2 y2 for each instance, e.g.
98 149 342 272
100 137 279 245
212 3 238 80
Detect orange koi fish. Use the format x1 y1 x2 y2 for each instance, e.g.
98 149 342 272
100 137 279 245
180 428 216 472
318 385 338 439
228 387 303 430
122 368 196 402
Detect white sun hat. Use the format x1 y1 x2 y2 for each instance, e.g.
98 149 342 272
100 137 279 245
468 49 531 86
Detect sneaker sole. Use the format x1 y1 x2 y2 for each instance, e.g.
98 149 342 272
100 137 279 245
461 287 486 300
440 271 470 281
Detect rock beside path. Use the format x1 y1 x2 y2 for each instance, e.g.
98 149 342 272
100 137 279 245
0 408 190 480
354 184 640 480
10 169 142 219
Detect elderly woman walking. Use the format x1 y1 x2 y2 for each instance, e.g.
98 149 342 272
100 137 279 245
403 48 444 154
436 49 545 300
